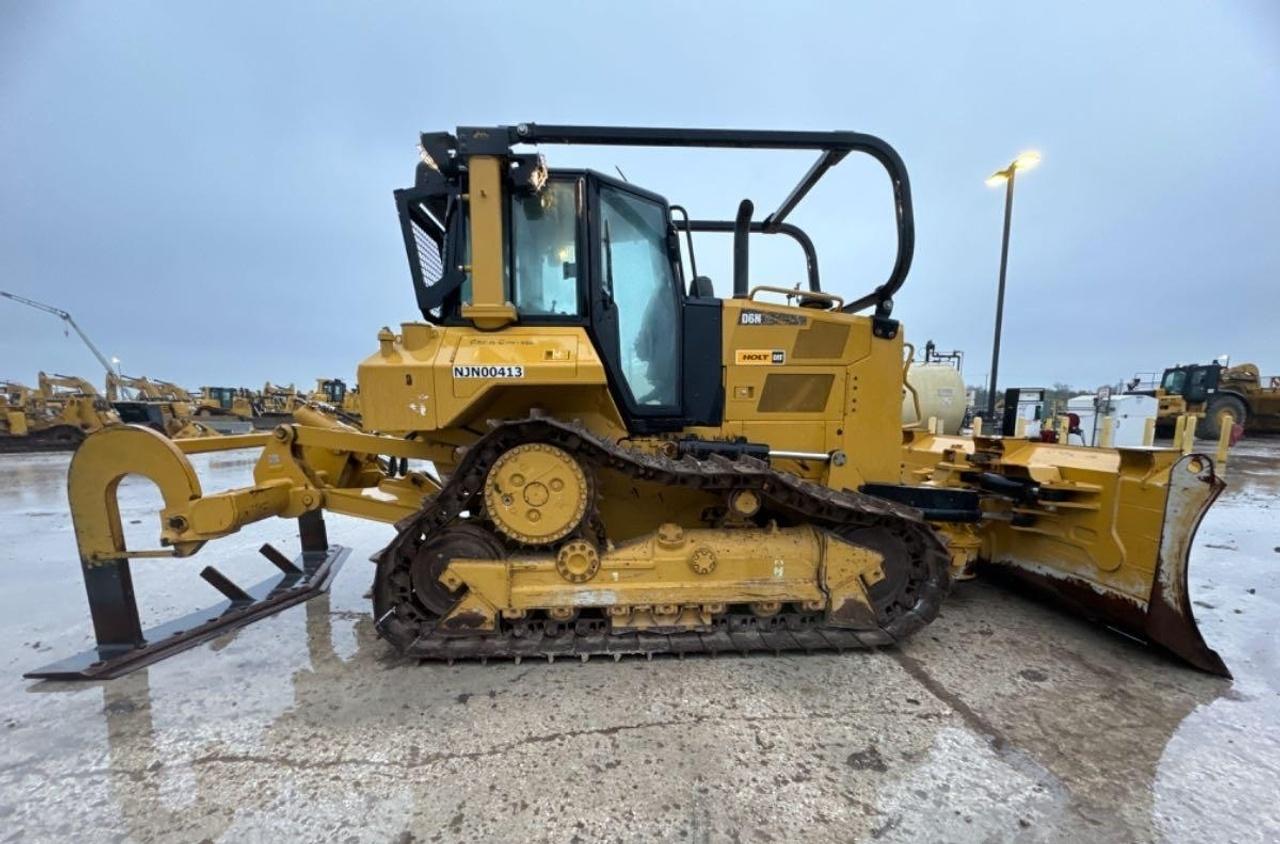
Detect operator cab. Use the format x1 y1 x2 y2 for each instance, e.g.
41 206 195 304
393 124 914 433
202 386 239 410
404 167 721 431
1160 363 1222 403
319 379 348 405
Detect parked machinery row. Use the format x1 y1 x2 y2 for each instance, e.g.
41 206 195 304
2 373 121 452
3 288 363 449
1 372 362 451
194 380 361 429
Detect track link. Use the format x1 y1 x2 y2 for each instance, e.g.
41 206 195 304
0 424 86 453
373 418 951 662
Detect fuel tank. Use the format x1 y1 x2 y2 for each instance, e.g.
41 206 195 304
902 362 966 434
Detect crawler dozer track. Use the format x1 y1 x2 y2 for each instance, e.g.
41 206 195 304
373 418 951 662
0 424 86 453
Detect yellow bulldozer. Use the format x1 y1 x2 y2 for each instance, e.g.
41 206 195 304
25 124 1227 681
195 385 259 420
261 381 300 413
1 372 120 452
196 383 308 430
301 378 362 421
1 381 44 449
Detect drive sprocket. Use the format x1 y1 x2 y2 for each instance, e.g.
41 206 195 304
483 442 591 545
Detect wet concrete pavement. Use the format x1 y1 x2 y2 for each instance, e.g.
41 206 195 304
0 442 1276 842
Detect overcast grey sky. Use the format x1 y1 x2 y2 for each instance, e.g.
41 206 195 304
2 1 1277 392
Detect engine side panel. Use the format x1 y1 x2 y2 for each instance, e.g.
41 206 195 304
707 298 904 488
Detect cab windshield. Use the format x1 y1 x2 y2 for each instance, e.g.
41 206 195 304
1161 369 1187 394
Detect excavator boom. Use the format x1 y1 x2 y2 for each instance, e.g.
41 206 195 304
1 290 117 377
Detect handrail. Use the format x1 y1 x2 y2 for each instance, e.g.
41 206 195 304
902 343 924 430
748 285 844 311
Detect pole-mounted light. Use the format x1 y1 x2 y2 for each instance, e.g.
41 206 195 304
983 150 1041 423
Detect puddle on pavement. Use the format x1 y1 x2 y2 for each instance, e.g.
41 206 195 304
1 440 1277 840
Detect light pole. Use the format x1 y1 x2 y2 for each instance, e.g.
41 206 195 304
984 150 1040 422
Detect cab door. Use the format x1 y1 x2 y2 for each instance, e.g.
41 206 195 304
586 174 686 432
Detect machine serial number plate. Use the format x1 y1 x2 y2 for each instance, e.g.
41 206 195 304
452 365 525 379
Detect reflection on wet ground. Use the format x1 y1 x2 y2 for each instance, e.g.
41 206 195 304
0 442 1277 841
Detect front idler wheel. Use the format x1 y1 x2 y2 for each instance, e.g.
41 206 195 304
408 524 506 616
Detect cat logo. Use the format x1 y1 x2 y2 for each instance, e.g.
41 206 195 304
735 349 786 366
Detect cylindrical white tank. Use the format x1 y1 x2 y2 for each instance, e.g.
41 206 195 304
902 363 966 434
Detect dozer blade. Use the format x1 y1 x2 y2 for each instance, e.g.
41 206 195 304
986 452 1227 675
904 435 1229 676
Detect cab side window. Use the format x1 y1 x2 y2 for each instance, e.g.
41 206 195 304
511 180 580 316
455 179 581 317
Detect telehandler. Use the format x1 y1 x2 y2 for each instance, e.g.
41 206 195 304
26 124 1227 681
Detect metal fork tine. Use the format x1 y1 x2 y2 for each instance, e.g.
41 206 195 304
200 567 254 604
259 543 302 575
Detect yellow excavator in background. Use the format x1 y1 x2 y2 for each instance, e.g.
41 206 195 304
1 292 123 449
0 372 119 452
105 373 176 404
38 373 121 439
105 373 219 440
25 123 1227 682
